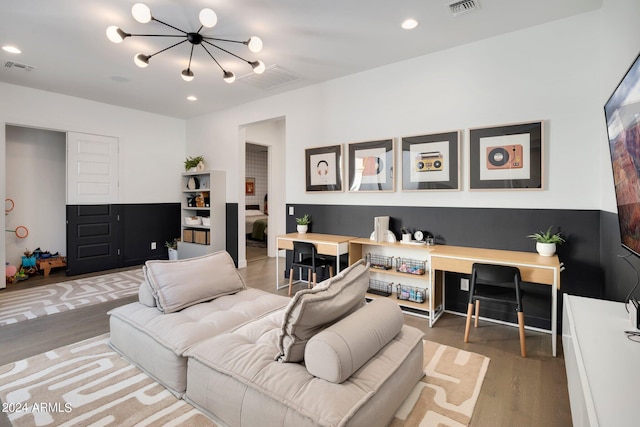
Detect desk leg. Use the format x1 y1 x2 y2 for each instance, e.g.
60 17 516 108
552 285 557 357
276 254 280 291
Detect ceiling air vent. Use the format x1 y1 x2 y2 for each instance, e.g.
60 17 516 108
237 65 300 90
4 61 35 71
448 0 480 16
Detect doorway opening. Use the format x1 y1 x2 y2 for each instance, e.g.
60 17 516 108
245 142 269 262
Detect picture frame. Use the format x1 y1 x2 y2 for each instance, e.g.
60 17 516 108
401 131 460 191
469 121 543 190
348 138 395 192
245 177 255 195
305 145 343 192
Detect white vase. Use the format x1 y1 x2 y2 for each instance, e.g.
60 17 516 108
168 248 178 260
297 224 308 234
536 242 556 257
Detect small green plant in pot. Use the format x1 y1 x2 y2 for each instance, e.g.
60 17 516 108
296 214 311 234
184 155 205 172
527 226 565 256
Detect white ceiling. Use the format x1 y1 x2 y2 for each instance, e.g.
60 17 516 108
0 0 601 119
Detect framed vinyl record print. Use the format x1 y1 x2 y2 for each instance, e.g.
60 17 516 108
469 121 543 190
348 138 394 192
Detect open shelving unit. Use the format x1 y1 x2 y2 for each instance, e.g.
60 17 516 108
178 170 225 259
349 237 444 326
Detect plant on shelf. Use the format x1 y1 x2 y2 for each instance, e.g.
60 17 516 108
184 155 205 172
527 226 565 256
296 214 311 234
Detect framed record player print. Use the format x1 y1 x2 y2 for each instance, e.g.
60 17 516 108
305 145 343 192
401 131 460 191
348 138 394 192
469 121 543 190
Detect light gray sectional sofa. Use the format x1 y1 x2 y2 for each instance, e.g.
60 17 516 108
109 251 425 427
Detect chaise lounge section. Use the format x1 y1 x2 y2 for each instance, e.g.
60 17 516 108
109 251 425 426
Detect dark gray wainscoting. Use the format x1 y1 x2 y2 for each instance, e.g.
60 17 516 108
286 204 604 330
600 210 640 302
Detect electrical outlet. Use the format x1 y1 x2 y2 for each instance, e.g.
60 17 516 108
460 278 469 291
151 241 156 250
289 206 294 215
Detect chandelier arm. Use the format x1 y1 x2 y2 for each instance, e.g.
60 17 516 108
202 37 246 46
186 44 195 69
148 39 189 59
128 33 186 38
200 44 228 73
202 40 251 64
150 17 188 35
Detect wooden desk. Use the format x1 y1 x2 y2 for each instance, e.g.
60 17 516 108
428 245 562 356
276 233 356 291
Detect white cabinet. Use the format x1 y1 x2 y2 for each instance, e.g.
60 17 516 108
348 238 443 326
178 170 225 259
562 294 640 427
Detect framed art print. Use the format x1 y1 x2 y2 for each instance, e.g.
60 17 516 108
469 121 543 190
245 177 255 195
348 138 394 192
401 131 460 191
305 145 343 192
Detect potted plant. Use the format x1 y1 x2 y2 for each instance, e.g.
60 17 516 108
184 155 205 172
296 214 311 234
527 226 565 256
165 239 179 260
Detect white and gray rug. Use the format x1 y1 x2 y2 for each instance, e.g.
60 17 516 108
0 269 144 326
0 335 489 427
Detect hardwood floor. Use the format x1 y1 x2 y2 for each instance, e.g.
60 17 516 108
0 257 573 427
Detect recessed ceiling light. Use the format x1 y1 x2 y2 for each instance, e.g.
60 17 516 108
401 19 418 30
2 45 21 54
187 95 197 101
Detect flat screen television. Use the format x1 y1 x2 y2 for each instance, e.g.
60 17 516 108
605 51 640 256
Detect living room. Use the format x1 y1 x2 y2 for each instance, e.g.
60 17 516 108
1 0 639 425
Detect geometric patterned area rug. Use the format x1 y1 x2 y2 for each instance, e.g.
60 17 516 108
0 269 144 326
392 340 490 427
0 335 489 427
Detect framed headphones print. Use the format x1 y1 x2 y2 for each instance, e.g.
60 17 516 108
305 144 343 192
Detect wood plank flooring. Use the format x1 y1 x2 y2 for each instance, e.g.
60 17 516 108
0 257 573 427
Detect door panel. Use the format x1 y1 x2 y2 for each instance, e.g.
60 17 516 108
66 205 119 275
67 132 118 205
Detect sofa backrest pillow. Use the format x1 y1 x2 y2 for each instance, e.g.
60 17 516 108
304 298 404 383
276 259 369 362
138 281 156 307
144 250 247 313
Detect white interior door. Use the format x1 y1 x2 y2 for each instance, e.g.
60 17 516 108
67 132 119 204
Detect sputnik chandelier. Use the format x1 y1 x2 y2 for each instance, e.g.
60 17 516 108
106 3 265 83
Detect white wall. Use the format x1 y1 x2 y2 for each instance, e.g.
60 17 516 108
1 83 186 283
186 10 604 215
5 126 66 268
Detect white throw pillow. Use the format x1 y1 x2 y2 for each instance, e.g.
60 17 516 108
144 251 246 313
276 260 369 362
305 298 403 383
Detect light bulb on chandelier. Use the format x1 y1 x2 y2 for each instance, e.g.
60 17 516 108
107 3 266 83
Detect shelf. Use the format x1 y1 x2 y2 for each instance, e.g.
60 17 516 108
182 188 211 193
366 292 431 318
182 224 210 230
369 267 429 280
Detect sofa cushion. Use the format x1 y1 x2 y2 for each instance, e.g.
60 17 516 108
144 250 246 313
276 259 368 362
138 281 156 307
109 288 289 396
304 298 403 384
